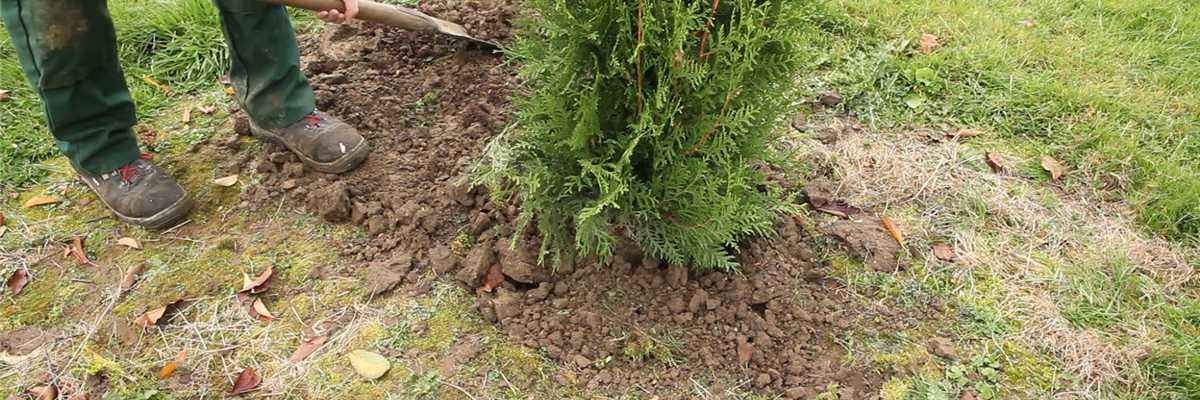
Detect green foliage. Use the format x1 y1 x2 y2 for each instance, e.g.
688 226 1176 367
473 0 817 269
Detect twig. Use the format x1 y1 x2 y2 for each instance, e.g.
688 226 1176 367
439 381 479 400
683 90 735 156
668 214 715 230
697 0 722 64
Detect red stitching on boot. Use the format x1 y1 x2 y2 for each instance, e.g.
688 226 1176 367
114 153 153 181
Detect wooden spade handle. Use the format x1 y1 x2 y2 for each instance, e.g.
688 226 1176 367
259 0 440 32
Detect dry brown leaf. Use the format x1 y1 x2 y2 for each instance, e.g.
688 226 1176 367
1040 154 1064 180
289 335 328 363
29 384 58 400
481 264 504 292
0 89 9 102
133 300 180 327
218 75 232 84
946 128 985 139
142 76 170 92
224 87 235 94
67 236 90 264
919 33 939 53
213 175 239 187
736 341 754 365
65 390 93 400
158 350 187 379
230 367 262 396
960 391 979 400
117 237 142 250
240 266 273 293
815 202 864 218
198 104 216 114
121 263 146 290
880 216 904 245
22 195 60 208
790 215 804 226
181 108 191 123
7 267 28 296
983 152 1004 173
0 346 43 365
932 242 955 262
250 298 279 321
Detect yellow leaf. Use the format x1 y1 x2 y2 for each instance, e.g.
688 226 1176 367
142 76 170 92
881 215 904 245
347 350 391 380
158 361 178 379
213 175 239 187
1040 155 1064 180
225 87 235 94
117 237 143 250
22 196 60 208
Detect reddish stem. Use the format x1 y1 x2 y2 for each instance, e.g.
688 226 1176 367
683 90 734 156
697 0 721 64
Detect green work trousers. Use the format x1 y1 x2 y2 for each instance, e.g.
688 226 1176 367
1 0 316 175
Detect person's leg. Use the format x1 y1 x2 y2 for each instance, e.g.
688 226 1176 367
0 0 139 175
211 0 314 128
2 0 192 229
212 0 370 173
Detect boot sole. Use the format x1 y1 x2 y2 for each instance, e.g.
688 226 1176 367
249 122 370 174
83 178 196 230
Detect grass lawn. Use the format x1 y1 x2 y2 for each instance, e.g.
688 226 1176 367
803 0 1200 240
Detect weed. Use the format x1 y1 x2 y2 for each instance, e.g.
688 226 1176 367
622 328 682 366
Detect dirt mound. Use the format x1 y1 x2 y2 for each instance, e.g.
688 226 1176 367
230 1 926 396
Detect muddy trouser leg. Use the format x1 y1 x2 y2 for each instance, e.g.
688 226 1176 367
1 0 141 175
212 0 316 128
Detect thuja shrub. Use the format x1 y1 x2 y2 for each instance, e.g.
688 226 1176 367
473 0 814 269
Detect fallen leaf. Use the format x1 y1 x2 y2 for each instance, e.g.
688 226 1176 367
960 391 979 400
213 175 239 187
198 104 216 114
946 128 985 139
347 349 391 380
919 33 939 53
218 75 232 84
983 152 1004 173
142 76 170 92
1041 154 1064 180
118 237 143 250
289 335 328 363
133 300 180 327
790 215 804 225
7 268 28 295
230 367 262 396
121 263 146 290
880 215 904 245
1 211 5 225
29 384 58 400
481 263 504 292
158 350 188 379
0 89 9 102
249 298 279 321
1017 20 1034 27
225 87 235 94
240 266 273 293
67 236 90 264
815 202 864 218
22 195 60 208
0 345 43 365
181 107 191 123
736 341 754 366
932 242 955 262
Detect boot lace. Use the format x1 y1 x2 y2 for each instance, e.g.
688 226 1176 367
304 113 323 127
113 153 154 182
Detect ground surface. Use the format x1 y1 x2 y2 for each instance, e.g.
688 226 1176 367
3 0 1200 399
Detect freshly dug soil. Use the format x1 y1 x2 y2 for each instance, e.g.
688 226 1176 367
233 1 930 397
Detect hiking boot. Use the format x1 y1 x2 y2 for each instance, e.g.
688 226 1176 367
249 111 370 173
74 154 194 230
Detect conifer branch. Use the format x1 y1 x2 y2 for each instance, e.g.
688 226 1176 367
636 0 645 112
683 90 734 156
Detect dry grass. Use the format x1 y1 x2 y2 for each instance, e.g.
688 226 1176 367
788 115 1198 398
